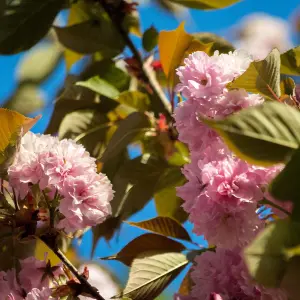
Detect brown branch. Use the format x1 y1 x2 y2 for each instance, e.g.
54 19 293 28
41 236 105 300
98 0 172 122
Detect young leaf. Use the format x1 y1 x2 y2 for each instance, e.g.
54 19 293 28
54 20 125 57
166 0 241 10
158 22 212 90
142 26 159 52
76 77 120 99
100 112 150 162
158 22 193 87
126 217 192 242
269 148 300 203
101 233 185 266
116 91 150 112
203 101 300 166
280 47 300 76
112 251 188 299
0 0 63 54
227 49 281 100
244 220 300 287
0 109 40 174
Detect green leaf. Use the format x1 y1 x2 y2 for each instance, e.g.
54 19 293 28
101 233 185 267
270 148 300 203
100 112 150 162
280 47 300 76
0 0 63 54
58 109 109 157
76 77 120 99
156 167 186 191
4 83 44 115
193 32 235 54
244 220 300 287
203 101 300 166
166 0 241 10
17 44 62 83
116 91 150 112
228 49 281 100
112 251 188 299
54 20 125 56
126 217 192 242
45 75 116 134
81 60 130 92
142 26 159 52
155 186 188 223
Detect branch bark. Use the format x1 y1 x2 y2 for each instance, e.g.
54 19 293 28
41 236 105 300
99 0 173 122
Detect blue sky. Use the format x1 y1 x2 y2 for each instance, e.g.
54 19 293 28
0 0 299 298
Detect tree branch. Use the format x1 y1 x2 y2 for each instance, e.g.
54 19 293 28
99 0 173 122
41 237 105 300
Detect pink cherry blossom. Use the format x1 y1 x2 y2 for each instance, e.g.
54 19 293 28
173 293 196 300
176 50 252 99
57 173 113 232
19 256 62 293
25 288 53 300
191 248 287 300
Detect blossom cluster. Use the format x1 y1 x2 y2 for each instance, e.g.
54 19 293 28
0 255 62 299
8 132 114 232
174 50 289 299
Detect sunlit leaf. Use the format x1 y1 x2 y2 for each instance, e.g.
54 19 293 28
112 251 188 299
280 47 300 76
17 44 62 83
203 101 300 166
155 186 188 223
142 26 159 52
0 0 63 54
58 109 109 157
158 22 193 87
244 220 300 287
158 22 211 90
0 109 40 173
227 49 281 100
101 233 185 267
123 11 141 37
166 0 241 9
126 216 192 242
76 77 120 99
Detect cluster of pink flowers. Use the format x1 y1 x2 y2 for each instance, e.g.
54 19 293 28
0 255 62 299
174 50 289 299
8 132 114 232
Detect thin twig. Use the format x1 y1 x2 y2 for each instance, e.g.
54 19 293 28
98 0 172 121
43 239 105 300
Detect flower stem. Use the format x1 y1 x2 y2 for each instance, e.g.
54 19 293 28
41 237 105 300
98 0 172 121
